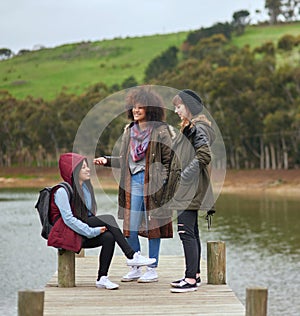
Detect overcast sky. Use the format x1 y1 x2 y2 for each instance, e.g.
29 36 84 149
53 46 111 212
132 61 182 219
1 0 267 53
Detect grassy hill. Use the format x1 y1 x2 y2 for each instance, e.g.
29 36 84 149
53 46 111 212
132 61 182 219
0 33 187 100
231 22 300 48
1 22 299 100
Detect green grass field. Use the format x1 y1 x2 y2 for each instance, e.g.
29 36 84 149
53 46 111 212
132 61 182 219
231 22 300 48
0 33 187 100
1 22 299 100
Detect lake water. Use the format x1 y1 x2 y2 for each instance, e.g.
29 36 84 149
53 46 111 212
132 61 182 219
0 189 299 316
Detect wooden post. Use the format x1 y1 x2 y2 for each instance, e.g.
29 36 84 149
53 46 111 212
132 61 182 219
207 241 226 284
58 249 75 287
246 287 268 316
18 289 44 316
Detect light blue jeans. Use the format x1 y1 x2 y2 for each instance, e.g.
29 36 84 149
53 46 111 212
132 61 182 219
126 171 160 268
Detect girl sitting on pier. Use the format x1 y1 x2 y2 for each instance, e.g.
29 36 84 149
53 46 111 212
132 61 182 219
48 152 155 290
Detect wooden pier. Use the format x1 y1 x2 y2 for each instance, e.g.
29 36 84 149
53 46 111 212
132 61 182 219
43 255 245 316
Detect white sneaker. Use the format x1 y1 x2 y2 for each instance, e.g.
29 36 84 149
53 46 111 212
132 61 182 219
137 267 158 283
121 266 142 282
96 276 119 290
126 251 156 267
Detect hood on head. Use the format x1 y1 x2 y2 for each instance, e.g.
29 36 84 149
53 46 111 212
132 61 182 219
59 153 86 185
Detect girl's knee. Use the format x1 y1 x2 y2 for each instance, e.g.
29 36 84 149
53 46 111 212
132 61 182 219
101 214 117 227
178 223 195 240
103 231 115 245
177 223 185 232
178 223 186 240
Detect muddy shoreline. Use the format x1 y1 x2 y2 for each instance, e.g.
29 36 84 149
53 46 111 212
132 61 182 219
1 167 300 196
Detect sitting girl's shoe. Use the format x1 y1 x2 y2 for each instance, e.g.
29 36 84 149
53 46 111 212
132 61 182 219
126 251 156 266
96 276 119 290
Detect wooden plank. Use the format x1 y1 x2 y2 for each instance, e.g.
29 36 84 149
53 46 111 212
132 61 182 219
44 256 245 316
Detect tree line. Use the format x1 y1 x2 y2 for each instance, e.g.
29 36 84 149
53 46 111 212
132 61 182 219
0 11 300 169
154 31 300 170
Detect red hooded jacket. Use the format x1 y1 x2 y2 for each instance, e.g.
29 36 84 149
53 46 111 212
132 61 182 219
47 153 86 253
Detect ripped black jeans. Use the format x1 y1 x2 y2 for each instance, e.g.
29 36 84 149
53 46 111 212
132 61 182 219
177 210 201 279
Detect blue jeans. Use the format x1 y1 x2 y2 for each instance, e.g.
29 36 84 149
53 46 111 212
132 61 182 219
126 171 160 268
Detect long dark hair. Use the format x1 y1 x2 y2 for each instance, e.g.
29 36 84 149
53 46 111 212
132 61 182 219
71 159 97 222
125 86 166 122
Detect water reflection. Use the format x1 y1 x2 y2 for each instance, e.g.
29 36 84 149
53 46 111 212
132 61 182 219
0 190 299 316
206 193 300 316
213 194 300 257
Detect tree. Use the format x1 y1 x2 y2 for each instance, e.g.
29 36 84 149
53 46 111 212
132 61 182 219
144 46 178 82
185 23 232 47
254 42 276 56
278 34 296 50
232 10 250 36
263 111 292 169
189 34 229 64
281 0 300 21
17 49 31 55
265 0 283 24
0 48 13 59
122 76 138 89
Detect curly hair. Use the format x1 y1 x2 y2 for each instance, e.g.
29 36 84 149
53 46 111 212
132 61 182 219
125 86 166 122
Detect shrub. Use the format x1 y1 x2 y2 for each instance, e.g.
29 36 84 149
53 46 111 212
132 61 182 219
277 34 296 50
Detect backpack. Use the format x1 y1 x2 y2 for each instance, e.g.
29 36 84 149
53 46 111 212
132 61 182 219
35 181 73 240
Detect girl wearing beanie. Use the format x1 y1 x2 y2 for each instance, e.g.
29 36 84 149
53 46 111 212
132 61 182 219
169 89 215 293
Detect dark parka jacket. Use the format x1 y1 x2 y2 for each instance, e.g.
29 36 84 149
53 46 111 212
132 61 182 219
105 121 173 239
164 116 216 211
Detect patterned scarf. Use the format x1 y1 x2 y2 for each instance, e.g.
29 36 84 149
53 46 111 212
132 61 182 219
130 122 153 162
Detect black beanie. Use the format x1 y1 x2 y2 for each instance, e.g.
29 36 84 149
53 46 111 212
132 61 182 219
178 89 203 116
